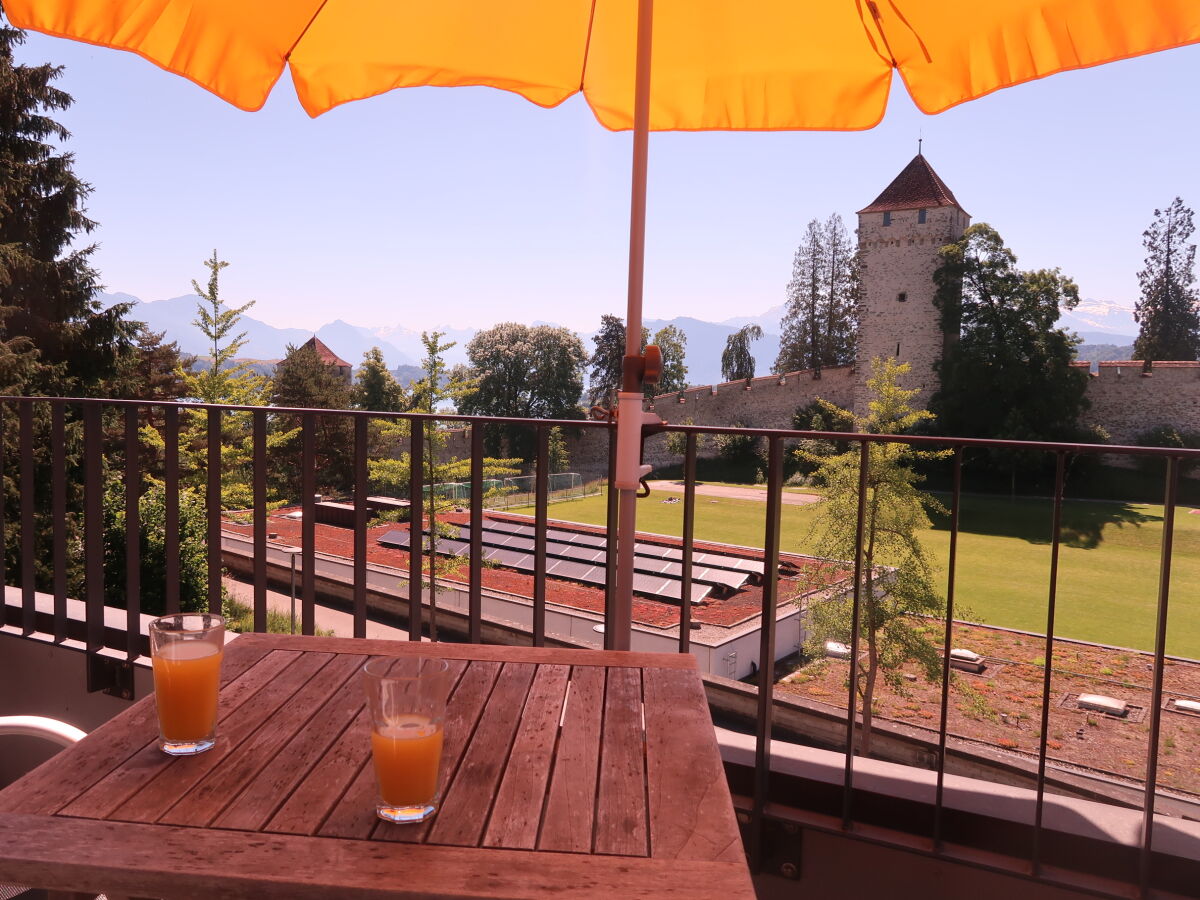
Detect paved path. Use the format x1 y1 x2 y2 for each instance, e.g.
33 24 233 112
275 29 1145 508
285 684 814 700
222 576 414 640
646 480 821 506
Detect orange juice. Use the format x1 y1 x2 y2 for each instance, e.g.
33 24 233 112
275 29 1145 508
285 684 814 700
371 716 444 806
152 641 223 741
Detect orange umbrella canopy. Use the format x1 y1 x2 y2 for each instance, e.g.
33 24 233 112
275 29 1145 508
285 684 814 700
9 0 1200 129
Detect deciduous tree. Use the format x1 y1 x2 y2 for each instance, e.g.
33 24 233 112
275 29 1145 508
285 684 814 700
648 324 688 398
1133 197 1199 363
458 322 587 458
271 341 353 495
931 224 1090 451
721 324 762 383
799 358 947 755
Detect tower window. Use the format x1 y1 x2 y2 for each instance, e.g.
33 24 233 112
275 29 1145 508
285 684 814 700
918 208 927 224
897 291 907 303
883 211 892 226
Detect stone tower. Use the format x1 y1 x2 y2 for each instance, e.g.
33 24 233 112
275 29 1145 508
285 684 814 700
854 154 970 413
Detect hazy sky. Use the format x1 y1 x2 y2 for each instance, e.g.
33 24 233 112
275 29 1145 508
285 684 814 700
15 29 1200 334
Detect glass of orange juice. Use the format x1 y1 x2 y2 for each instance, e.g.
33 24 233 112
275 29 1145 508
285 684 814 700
149 613 225 756
364 656 451 823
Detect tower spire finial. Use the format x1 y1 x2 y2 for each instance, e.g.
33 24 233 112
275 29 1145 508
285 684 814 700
918 132 923 155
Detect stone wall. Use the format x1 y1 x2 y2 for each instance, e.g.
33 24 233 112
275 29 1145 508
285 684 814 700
1079 360 1200 445
854 204 969 413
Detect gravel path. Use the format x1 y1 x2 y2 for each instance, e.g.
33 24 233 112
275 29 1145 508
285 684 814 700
646 480 821 506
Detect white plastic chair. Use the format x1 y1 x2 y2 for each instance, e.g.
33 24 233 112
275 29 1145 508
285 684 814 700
0 715 87 748
0 717 92 900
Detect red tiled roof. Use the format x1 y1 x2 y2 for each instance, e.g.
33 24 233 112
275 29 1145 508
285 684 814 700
300 336 352 369
1099 360 1200 368
859 154 963 214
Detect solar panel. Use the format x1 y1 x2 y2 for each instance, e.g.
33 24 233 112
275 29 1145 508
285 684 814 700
379 527 712 605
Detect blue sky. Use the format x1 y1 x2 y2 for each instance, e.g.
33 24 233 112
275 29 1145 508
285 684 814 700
16 30 1200 334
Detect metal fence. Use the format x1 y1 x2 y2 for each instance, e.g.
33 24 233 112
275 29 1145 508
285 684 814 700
2 395 1198 896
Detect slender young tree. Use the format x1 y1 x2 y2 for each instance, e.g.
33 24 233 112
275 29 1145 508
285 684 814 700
1133 197 1199 363
721 323 763 382
648 324 688 398
411 332 519 639
799 358 948 755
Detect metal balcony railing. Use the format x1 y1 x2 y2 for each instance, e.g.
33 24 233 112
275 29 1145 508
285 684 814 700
2 395 1198 897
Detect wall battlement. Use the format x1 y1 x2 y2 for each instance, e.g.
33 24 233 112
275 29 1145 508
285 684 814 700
644 365 857 430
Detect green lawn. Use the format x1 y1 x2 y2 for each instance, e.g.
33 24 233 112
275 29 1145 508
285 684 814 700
523 490 1200 658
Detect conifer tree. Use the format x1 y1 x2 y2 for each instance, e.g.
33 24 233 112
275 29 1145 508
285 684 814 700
0 15 139 395
353 346 409 412
775 214 859 378
271 341 353 496
1133 198 1199 363
588 315 646 408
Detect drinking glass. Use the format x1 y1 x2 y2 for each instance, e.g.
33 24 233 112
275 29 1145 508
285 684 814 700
148 613 225 756
363 656 452 823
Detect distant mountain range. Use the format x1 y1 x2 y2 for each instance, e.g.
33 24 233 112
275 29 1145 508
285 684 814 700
102 291 1139 391
101 291 787 388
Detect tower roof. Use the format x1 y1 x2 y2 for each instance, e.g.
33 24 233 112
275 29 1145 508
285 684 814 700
300 336 352 369
858 154 963 214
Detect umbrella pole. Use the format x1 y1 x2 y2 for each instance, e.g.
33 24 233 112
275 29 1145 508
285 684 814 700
611 0 655 652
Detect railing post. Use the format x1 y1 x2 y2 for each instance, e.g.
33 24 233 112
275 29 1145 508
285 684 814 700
353 415 369 640
163 405 180 615
468 424 483 644
301 412 316 636
51 402 66 642
933 446 962 850
1140 454 1181 895
124 406 141 659
750 436 784 871
533 425 549 647
408 419 424 641
678 433 696 654
206 407 222 615
842 439 870 829
253 410 267 633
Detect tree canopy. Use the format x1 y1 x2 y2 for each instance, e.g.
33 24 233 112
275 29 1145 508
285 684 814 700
775 213 859 378
1133 197 1199 363
931 223 1090 445
721 324 762 382
648 324 688 398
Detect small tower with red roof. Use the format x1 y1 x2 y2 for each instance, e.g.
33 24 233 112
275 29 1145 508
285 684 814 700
300 336 353 385
855 153 970 412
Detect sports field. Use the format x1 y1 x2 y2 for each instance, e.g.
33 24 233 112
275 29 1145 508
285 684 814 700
525 489 1200 658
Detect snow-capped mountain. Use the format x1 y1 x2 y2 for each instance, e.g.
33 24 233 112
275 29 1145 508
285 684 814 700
1058 298 1138 344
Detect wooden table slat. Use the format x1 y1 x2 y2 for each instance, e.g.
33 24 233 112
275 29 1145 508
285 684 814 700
426 662 537 847
110 651 335 823
0 637 272 816
482 664 570 850
60 648 302 821
216 653 383 832
232 631 698 670
644 666 745 863
594 667 649 857
159 652 364 827
0 813 755 900
538 665 604 853
375 659 500 844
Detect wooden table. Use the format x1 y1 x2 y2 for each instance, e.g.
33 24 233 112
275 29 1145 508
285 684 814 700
0 633 753 899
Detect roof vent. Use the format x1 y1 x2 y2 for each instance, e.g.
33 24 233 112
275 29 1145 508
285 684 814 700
1174 699 1200 714
948 647 985 673
1077 694 1129 717
824 640 851 660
